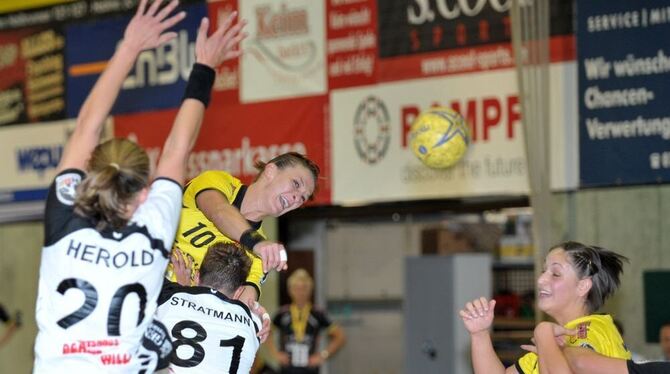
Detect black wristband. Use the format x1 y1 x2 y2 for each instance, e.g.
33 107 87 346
240 229 264 250
183 63 215 107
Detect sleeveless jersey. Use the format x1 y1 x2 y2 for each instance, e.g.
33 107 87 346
167 170 265 294
34 169 182 373
155 281 261 373
515 314 631 374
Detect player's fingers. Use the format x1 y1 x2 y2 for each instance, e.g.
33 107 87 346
267 245 279 271
214 11 237 39
489 299 496 311
159 11 186 32
136 0 148 16
465 302 478 319
147 0 164 17
459 310 471 320
472 299 485 316
479 297 490 312
155 0 178 21
195 17 209 51
520 344 537 354
276 247 287 271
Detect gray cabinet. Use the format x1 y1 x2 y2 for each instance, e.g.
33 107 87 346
405 254 492 374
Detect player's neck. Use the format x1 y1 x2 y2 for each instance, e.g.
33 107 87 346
240 183 266 221
292 301 311 309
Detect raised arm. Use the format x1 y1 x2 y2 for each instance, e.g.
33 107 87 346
531 322 576 374
563 347 629 374
58 0 185 172
197 190 287 273
154 11 246 185
460 298 516 374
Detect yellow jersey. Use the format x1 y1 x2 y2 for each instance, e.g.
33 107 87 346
515 314 631 374
166 171 266 296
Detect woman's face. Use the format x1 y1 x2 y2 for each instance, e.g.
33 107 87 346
263 164 315 217
537 248 588 320
288 280 312 305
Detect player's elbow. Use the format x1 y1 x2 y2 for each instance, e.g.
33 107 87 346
567 353 592 374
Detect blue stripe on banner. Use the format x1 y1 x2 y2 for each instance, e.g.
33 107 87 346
0 188 49 203
65 1 207 117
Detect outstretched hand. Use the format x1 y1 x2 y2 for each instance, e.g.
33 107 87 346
459 297 496 335
171 249 193 286
195 11 248 68
124 0 186 52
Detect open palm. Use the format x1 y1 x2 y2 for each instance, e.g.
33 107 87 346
460 297 496 334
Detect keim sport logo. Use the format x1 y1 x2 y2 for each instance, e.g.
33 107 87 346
248 3 318 76
353 96 390 165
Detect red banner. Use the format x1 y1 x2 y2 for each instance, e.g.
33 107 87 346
209 0 240 106
326 0 378 89
113 94 331 204
0 26 66 125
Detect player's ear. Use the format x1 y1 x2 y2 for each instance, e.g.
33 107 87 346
262 163 278 181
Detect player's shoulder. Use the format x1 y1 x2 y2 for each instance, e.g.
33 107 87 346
310 305 329 316
573 314 617 336
192 170 238 185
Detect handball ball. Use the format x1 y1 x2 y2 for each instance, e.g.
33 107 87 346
409 107 470 169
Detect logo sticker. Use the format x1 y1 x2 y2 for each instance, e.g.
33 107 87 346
353 96 391 165
55 173 80 205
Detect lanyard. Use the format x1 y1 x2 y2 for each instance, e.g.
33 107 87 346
289 303 312 343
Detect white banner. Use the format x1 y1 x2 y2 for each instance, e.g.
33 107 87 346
330 63 577 204
0 120 75 202
240 0 326 103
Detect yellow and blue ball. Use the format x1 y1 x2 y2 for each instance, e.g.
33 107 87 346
409 107 470 169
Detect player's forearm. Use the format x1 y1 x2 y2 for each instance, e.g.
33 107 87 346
563 347 628 374
325 326 346 357
75 41 139 140
209 201 254 241
534 325 572 374
156 63 214 183
156 99 205 181
470 331 506 374
61 42 139 171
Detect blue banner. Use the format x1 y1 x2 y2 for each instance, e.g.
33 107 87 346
578 1 670 186
65 1 206 117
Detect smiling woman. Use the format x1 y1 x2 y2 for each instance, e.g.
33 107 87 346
459 241 631 374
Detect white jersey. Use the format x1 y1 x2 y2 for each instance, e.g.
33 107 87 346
34 169 182 373
155 281 261 374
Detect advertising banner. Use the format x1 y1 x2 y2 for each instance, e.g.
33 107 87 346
65 1 207 117
0 26 66 125
114 95 331 204
239 0 327 103
209 0 241 106
0 119 74 203
376 0 574 82
578 0 670 186
331 70 527 203
330 63 579 203
326 0 378 89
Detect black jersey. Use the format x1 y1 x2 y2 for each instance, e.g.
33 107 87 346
628 360 670 374
34 169 182 373
155 281 261 373
273 304 332 373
